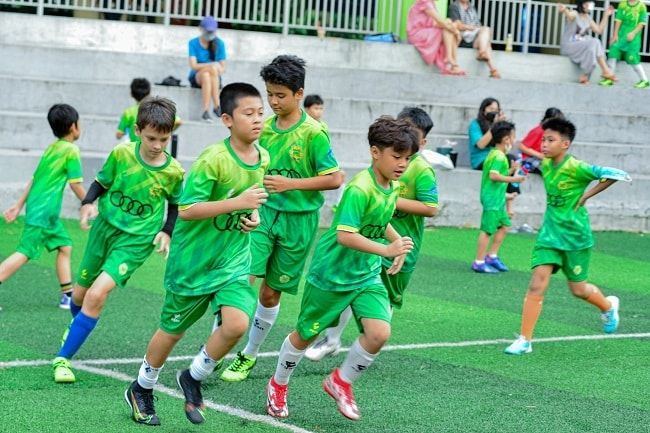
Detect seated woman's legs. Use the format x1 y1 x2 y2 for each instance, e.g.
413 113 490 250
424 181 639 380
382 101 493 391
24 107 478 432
475 26 500 78
195 69 213 113
443 28 465 75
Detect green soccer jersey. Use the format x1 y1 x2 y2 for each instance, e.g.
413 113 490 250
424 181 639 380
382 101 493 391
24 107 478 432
260 110 339 212
25 139 83 229
117 104 139 143
164 138 271 296
616 0 647 38
536 155 606 251
95 142 184 236
480 148 509 211
381 153 438 273
308 167 399 292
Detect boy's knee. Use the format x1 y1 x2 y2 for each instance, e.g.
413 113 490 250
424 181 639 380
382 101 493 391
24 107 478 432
259 284 281 307
58 246 72 257
221 318 249 340
365 324 391 348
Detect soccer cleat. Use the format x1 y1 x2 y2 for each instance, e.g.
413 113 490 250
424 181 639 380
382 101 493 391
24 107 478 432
52 357 76 383
601 296 620 334
471 261 498 273
323 368 360 421
124 380 161 426
201 111 213 123
634 80 650 89
485 256 509 272
59 293 71 310
504 336 532 355
305 337 341 362
266 377 289 418
176 369 206 424
598 78 614 87
220 351 257 382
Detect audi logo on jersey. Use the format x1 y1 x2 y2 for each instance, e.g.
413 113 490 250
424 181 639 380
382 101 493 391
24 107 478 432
213 211 253 232
109 191 153 218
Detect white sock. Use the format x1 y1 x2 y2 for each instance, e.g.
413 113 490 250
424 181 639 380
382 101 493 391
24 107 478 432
137 357 162 389
273 336 305 385
632 64 648 81
608 59 617 73
189 346 218 382
243 302 280 357
339 338 377 384
325 306 353 344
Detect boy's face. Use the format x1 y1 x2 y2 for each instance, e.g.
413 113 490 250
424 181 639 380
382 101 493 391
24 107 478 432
222 96 265 143
136 125 171 160
371 146 411 181
266 83 303 117
541 129 570 158
306 104 324 121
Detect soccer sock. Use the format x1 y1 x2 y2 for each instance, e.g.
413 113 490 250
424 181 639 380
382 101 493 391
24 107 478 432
339 338 377 384
520 294 544 341
584 286 611 312
69 301 82 318
273 336 305 385
607 59 617 73
57 312 98 359
189 346 218 382
137 357 162 390
243 302 280 357
632 64 648 82
326 306 353 344
60 282 73 294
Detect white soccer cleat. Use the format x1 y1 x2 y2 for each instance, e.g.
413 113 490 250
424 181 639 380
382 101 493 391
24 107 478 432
601 296 620 334
305 337 341 362
504 335 532 355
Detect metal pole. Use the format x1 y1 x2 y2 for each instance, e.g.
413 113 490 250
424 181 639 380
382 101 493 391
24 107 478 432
163 0 172 25
394 0 403 40
602 0 611 52
282 0 290 35
37 0 44 16
522 0 532 54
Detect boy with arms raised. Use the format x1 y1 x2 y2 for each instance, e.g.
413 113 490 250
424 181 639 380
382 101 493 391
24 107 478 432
221 55 344 382
266 117 415 421
125 83 269 426
52 97 185 383
306 106 439 360
505 118 624 355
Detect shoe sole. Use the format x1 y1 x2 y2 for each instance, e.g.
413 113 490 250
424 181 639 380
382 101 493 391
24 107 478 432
504 347 533 355
322 378 360 421
123 387 161 426
176 371 205 425
53 368 76 383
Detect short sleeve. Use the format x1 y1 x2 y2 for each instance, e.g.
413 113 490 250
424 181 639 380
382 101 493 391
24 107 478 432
468 120 483 149
216 38 227 61
487 153 508 176
448 3 461 21
415 168 439 207
640 5 648 24
96 149 117 189
310 131 340 176
574 161 602 183
167 169 185 205
117 111 128 133
336 186 367 233
179 159 216 209
66 147 83 183
188 39 198 58
615 3 624 21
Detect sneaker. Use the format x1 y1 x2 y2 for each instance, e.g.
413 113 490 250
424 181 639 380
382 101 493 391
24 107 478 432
601 296 620 334
504 336 532 355
471 261 498 273
124 380 161 426
201 111 213 123
213 106 222 117
634 80 650 89
59 293 71 310
323 368 360 421
220 351 256 382
599 78 614 87
485 256 509 272
176 369 205 424
305 336 341 361
518 223 536 234
266 377 289 418
52 356 76 383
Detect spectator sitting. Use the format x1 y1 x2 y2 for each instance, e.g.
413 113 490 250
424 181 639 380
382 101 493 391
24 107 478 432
468 97 505 170
518 107 565 174
448 0 500 78
188 16 227 123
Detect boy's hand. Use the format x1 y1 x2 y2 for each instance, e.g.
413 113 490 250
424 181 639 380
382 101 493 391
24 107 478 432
153 231 171 259
3 204 21 223
237 186 268 209
264 175 294 193
385 236 414 258
626 32 636 42
239 209 260 233
386 254 407 275
513 175 526 183
79 204 98 230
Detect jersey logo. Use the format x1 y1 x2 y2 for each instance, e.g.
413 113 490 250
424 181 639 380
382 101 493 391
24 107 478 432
546 193 567 208
310 322 321 335
573 265 583 276
118 263 129 276
557 181 569 190
279 275 291 284
171 313 182 323
289 143 304 161
212 211 252 232
109 191 153 218
359 224 387 240
80 269 89 279
267 168 302 178
149 184 163 198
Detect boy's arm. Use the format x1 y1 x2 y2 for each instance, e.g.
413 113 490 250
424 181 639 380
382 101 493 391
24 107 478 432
69 182 87 201
3 179 33 223
575 179 617 210
627 22 646 41
396 198 438 217
489 171 525 183
179 186 267 220
336 230 412 258
79 180 107 230
611 19 622 42
264 170 344 193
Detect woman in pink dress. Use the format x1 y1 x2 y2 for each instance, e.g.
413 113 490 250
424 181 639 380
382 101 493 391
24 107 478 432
407 0 466 75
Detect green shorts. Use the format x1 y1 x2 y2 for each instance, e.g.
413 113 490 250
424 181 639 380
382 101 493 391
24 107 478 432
608 39 642 65
159 280 256 334
250 207 319 295
77 215 154 288
531 246 591 282
16 221 72 260
295 282 391 341
480 209 511 235
380 267 413 309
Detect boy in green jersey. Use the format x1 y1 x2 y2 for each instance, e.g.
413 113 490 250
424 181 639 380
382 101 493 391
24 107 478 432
52 97 185 383
505 118 624 355
600 0 649 88
472 121 526 274
1 104 86 310
306 107 439 361
266 117 416 421
221 55 344 382
125 83 269 426
304 94 328 132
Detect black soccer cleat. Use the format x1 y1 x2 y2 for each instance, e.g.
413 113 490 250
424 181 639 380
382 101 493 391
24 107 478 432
176 369 206 424
124 380 161 426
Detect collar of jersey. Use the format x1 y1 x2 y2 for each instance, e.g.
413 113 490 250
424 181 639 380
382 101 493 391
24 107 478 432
271 110 307 134
367 166 394 195
225 137 262 170
135 141 172 171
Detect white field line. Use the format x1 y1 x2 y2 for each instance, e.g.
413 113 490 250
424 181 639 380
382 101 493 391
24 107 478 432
2 332 650 369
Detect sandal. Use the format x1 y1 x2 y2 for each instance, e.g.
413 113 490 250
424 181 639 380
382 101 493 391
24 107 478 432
489 68 501 79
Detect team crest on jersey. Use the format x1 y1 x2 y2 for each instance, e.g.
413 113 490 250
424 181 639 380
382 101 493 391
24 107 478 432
279 275 291 284
557 181 569 190
289 142 304 161
119 263 129 276
573 265 582 276
399 184 409 197
149 184 163 198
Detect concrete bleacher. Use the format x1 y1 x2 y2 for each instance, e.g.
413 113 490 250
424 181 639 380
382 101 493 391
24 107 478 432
0 12 647 231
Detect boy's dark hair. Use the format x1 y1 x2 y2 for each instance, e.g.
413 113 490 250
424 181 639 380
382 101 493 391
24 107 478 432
131 78 151 102
490 120 516 146
541 107 564 123
397 106 434 136
368 116 419 155
136 97 176 133
542 117 576 142
47 104 79 138
260 55 306 93
220 83 262 117
304 94 324 108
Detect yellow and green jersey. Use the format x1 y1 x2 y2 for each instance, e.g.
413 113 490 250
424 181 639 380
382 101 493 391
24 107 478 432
117 104 140 143
381 153 438 273
164 138 270 296
25 139 83 229
260 110 339 212
616 0 647 37
308 167 399 292
480 148 509 211
95 142 184 236
536 155 606 251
